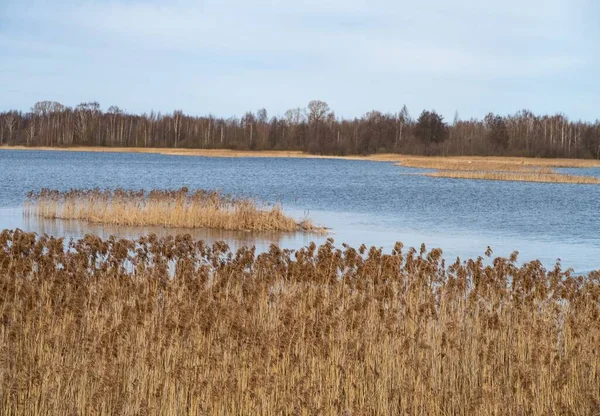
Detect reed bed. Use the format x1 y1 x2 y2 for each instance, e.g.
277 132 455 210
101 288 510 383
1 229 599 415
24 188 324 233
395 155 600 184
426 170 600 184
395 155 600 171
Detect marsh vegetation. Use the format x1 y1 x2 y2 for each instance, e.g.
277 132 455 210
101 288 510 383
424 170 600 184
393 155 600 171
24 188 323 233
394 155 600 184
0 230 599 414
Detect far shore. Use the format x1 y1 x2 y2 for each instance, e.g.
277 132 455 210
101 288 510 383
1 145 377 161
3 145 600 183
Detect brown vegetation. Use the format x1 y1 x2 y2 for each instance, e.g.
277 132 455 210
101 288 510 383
394 155 600 183
395 155 600 171
24 188 323 233
0 230 599 414
424 170 600 184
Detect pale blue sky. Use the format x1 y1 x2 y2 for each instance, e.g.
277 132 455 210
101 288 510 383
1 0 598 120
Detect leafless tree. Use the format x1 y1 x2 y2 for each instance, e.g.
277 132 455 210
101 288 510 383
1 100 599 158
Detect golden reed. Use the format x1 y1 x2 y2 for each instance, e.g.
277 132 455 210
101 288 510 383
0 230 598 415
24 188 324 233
425 170 600 184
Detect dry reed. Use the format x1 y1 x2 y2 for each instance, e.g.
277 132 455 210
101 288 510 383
426 170 600 184
393 156 600 184
395 155 600 171
24 188 325 233
1 230 599 415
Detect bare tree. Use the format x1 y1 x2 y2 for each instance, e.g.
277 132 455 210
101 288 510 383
172 110 183 148
1 101 599 158
27 115 36 146
307 100 331 152
4 112 16 144
307 100 330 125
395 105 411 151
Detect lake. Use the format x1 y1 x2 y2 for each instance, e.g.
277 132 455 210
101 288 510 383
1 149 599 273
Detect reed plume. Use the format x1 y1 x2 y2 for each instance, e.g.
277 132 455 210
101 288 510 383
0 230 598 415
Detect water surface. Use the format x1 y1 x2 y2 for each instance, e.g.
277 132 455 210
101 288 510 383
1 150 599 273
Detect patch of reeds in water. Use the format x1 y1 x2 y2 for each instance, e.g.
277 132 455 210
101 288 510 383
395 155 600 184
0 229 599 415
395 155 600 171
24 188 324 233
426 170 600 184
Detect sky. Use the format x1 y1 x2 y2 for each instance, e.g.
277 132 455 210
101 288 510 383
0 0 598 120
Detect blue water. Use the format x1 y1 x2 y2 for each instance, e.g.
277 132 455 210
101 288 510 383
1 150 599 273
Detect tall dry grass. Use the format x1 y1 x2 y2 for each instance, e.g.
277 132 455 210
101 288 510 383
392 155 600 184
426 170 600 184
24 188 324 233
394 155 600 171
0 230 599 415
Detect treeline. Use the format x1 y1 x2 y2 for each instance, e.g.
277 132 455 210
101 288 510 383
1 100 599 158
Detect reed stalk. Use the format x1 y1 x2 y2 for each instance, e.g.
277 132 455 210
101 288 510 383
0 230 598 415
24 188 325 233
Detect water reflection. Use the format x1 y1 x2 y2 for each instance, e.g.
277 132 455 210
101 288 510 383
20 212 320 252
1 207 598 274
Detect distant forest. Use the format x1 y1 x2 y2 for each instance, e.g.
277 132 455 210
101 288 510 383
1 100 600 158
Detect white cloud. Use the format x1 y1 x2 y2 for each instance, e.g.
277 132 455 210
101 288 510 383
0 0 597 119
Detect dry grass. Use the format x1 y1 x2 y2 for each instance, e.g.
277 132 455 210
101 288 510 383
426 170 600 184
1 230 599 415
395 155 600 184
24 188 324 233
394 155 600 171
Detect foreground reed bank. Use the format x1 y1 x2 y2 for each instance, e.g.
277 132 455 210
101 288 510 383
1 230 598 415
24 188 324 233
4 146 600 184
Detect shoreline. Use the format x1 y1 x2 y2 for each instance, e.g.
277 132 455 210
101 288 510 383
3 145 600 183
425 170 600 185
0 145 377 161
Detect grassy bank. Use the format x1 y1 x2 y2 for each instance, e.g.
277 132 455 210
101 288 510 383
0 230 598 415
25 188 323 233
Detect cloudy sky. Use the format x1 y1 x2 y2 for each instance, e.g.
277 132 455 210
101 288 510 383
0 0 598 120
